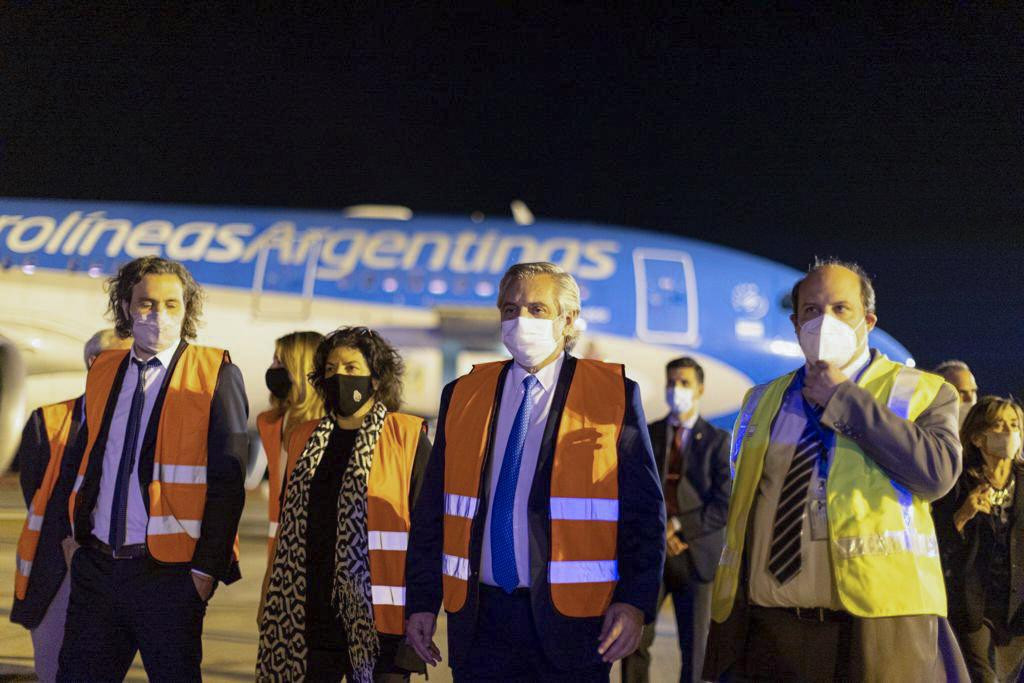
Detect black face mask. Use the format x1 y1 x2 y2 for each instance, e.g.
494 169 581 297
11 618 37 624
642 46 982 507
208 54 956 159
265 367 292 400
325 374 374 417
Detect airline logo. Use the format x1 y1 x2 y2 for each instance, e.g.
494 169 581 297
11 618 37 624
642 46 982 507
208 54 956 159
0 209 620 282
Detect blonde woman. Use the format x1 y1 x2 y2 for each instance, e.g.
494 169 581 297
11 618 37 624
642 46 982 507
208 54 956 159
257 331 325 559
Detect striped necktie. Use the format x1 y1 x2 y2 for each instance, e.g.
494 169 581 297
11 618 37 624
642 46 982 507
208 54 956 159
767 402 825 584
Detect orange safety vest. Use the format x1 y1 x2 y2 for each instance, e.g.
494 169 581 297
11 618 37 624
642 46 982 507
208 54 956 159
69 345 235 564
257 410 306 560
14 398 78 599
442 359 626 618
286 412 423 635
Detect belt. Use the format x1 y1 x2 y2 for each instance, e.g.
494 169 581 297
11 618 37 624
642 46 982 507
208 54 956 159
756 605 851 623
87 536 149 560
479 583 530 599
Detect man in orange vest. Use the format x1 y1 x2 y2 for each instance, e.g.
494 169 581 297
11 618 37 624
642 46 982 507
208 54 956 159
53 256 249 682
11 329 131 683
406 262 666 681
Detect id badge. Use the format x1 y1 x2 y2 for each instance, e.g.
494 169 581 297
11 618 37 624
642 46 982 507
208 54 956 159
809 498 829 541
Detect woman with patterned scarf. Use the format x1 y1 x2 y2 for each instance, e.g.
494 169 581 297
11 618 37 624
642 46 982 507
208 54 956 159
257 327 431 682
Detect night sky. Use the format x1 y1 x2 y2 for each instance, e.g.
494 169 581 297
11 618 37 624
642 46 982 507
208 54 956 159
3 6 1022 394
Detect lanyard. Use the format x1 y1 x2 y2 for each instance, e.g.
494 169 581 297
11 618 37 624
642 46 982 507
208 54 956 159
795 357 874 482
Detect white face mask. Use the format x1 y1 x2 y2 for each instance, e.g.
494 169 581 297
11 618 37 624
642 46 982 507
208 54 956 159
131 310 180 355
798 314 865 368
982 431 1023 461
666 386 695 416
501 316 561 369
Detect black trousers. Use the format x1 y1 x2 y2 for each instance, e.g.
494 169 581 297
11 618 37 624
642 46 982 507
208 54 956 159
57 546 207 682
452 585 612 682
620 579 712 683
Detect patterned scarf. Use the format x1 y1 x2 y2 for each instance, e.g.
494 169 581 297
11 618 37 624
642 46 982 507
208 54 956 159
257 401 388 682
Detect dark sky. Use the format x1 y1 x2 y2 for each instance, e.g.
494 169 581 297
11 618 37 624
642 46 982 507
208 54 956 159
2 6 1022 393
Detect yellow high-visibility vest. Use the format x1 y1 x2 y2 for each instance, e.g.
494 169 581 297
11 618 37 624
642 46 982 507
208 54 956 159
712 354 949 621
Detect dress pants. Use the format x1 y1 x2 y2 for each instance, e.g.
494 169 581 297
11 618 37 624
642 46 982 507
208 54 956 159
30 572 71 683
57 546 207 682
732 605 969 682
452 585 612 682
621 579 712 683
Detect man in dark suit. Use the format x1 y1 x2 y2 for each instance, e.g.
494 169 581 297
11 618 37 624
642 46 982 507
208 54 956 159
405 262 665 681
621 357 731 683
10 329 131 683
54 257 248 682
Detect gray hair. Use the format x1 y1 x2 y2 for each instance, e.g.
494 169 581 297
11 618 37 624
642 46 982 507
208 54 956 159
933 359 971 375
497 262 582 351
790 257 876 315
83 328 126 368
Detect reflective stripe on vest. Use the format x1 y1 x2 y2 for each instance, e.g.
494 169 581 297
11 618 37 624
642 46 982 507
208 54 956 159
280 413 422 634
15 398 77 600
441 358 626 617
711 354 949 621
70 346 232 565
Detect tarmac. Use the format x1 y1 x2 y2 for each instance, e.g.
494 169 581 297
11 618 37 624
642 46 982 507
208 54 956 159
0 474 684 681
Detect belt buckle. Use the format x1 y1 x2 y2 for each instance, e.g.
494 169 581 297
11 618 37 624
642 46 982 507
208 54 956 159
795 607 826 622
112 544 142 560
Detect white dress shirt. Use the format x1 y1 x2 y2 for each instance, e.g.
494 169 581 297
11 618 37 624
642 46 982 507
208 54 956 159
480 353 564 588
91 342 178 546
747 346 872 608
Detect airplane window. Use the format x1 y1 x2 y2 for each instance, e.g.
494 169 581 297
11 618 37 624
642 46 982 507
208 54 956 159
780 292 793 310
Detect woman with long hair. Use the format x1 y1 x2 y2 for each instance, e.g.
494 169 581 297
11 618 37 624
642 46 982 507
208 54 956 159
257 327 429 682
936 396 1024 682
256 331 325 559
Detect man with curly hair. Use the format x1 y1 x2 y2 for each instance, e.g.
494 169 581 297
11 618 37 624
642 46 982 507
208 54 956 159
54 256 249 682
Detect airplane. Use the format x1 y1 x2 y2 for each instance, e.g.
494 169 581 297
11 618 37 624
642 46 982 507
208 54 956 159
0 197 913 473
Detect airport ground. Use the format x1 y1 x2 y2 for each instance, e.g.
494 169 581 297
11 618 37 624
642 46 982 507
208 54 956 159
0 474 684 682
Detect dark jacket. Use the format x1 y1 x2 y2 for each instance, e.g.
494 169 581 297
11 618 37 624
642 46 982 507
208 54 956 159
934 465 1024 637
62 341 249 583
10 397 84 628
649 415 731 583
405 354 666 671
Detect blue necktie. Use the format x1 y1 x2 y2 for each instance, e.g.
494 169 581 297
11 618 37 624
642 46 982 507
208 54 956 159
109 358 157 551
491 374 540 593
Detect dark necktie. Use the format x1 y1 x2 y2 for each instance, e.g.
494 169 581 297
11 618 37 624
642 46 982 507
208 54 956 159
109 357 157 551
767 401 826 584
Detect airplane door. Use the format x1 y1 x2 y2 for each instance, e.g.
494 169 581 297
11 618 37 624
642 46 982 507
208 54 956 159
249 236 322 320
632 248 699 346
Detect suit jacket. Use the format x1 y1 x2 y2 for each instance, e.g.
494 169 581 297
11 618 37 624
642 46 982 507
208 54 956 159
61 341 249 583
704 352 963 680
406 353 665 671
10 397 84 628
650 415 731 584
934 465 1024 637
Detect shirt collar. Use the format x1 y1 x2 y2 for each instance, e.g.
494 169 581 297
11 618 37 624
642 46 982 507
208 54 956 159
668 412 700 430
510 351 564 393
131 340 180 368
